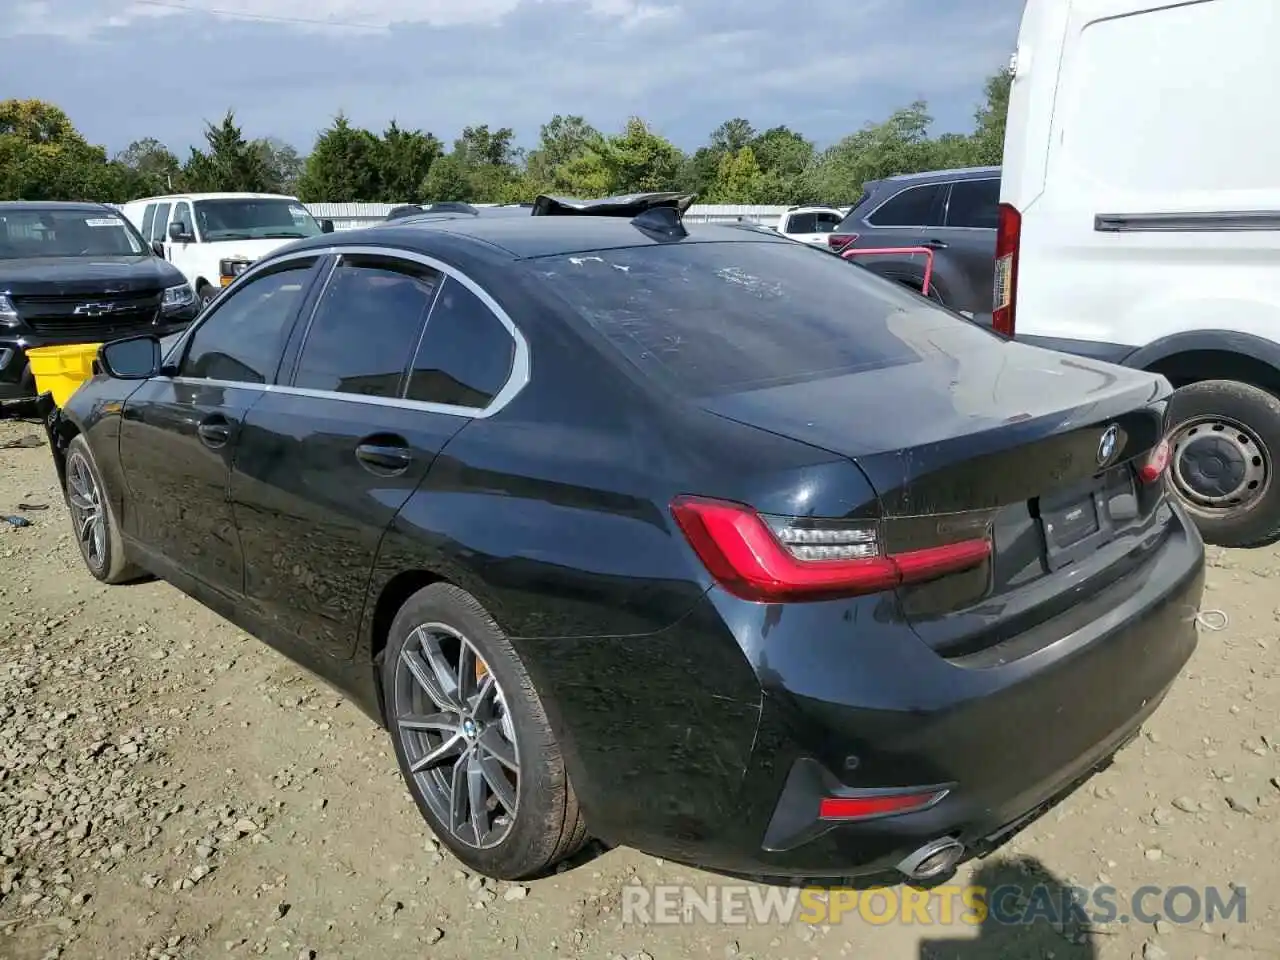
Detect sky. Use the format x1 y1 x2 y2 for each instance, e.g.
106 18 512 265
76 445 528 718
3 0 1022 157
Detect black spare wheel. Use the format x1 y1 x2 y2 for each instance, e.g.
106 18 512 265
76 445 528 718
1166 379 1280 547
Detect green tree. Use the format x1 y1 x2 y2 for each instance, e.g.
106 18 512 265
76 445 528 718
182 111 273 193
251 137 305 194
0 99 129 201
598 117 682 194
114 138 182 196
296 114 383 201
524 115 602 194
420 153 472 201
706 146 768 203
378 121 442 202
971 67 1013 165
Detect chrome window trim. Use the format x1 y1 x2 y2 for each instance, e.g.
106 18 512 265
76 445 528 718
161 243 530 420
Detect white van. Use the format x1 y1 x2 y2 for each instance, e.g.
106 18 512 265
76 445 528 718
118 193 334 309
999 0 1280 547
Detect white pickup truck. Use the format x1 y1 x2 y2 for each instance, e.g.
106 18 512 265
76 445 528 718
118 193 334 308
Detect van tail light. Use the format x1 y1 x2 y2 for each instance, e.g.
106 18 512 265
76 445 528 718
993 202 1021 336
828 233 858 252
670 496 991 602
1139 439 1171 484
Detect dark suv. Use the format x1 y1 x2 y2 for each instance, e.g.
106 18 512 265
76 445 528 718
1 201 199 401
828 166 1000 320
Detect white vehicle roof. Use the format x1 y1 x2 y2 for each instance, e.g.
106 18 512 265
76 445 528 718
124 192 302 204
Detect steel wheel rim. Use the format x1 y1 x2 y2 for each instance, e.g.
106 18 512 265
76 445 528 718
394 622 520 850
1169 415 1270 514
66 451 106 572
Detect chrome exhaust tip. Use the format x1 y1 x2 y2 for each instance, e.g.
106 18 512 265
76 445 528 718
896 837 965 881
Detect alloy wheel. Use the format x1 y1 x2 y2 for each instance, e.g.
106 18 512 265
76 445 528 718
393 622 520 849
1169 415 1271 515
66 451 106 573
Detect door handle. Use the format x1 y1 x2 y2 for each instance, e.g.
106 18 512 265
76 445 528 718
197 417 231 448
356 443 412 475
922 238 948 249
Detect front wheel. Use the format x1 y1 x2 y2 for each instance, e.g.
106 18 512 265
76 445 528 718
1165 379 1280 547
381 583 587 880
197 283 218 310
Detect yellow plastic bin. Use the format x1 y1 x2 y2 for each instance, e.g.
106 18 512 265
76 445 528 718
25 343 102 408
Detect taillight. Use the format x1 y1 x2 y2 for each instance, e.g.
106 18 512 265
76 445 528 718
819 789 949 821
827 233 858 252
669 496 991 602
993 202 1021 336
1139 439 1171 484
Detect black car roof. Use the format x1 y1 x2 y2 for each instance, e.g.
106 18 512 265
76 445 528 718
880 165 1001 186
294 216 792 260
0 201 116 213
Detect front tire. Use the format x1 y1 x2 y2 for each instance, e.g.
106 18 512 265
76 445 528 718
197 283 218 310
381 583 587 880
64 434 144 584
1166 379 1280 547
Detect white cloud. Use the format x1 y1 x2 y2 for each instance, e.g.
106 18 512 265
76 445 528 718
6 0 681 39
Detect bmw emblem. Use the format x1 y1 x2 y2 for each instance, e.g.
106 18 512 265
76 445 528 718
1097 425 1119 465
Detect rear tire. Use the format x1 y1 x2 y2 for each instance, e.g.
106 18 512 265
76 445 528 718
64 434 145 584
381 583 587 880
1165 379 1280 547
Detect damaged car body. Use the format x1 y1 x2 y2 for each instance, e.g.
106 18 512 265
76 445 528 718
45 192 1205 884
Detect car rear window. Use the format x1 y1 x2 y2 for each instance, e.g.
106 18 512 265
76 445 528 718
530 240 978 397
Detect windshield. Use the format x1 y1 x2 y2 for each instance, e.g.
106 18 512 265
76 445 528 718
532 240 991 397
193 198 322 241
0 209 147 259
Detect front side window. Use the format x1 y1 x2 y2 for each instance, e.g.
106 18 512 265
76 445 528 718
407 277 515 408
179 261 317 383
170 201 196 239
193 198 323 242
866 184 945 227
292 255 441 398
0 208 146 259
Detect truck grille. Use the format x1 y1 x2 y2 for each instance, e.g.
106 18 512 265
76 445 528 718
14 289 163 339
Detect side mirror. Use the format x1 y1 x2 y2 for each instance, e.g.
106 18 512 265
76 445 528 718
151 240 166 258
98 335 161 380
167 222 192 243
320 219 335 234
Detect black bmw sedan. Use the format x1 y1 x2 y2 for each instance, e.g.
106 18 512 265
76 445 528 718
47 194 1205 883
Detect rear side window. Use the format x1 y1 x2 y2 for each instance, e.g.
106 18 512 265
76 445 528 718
866 184 945 227
293 255 441 398
945 179 1000 229
406 277 515 408
141 205 157 239
533 241 982 397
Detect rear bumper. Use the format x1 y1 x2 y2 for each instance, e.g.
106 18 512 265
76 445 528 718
565 501 1204 879
0 316 194 399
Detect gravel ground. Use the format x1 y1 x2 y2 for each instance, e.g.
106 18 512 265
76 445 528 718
1 418 1278 960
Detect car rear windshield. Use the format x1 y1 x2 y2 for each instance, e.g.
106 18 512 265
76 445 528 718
531 240 979 396
0 208 146 259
